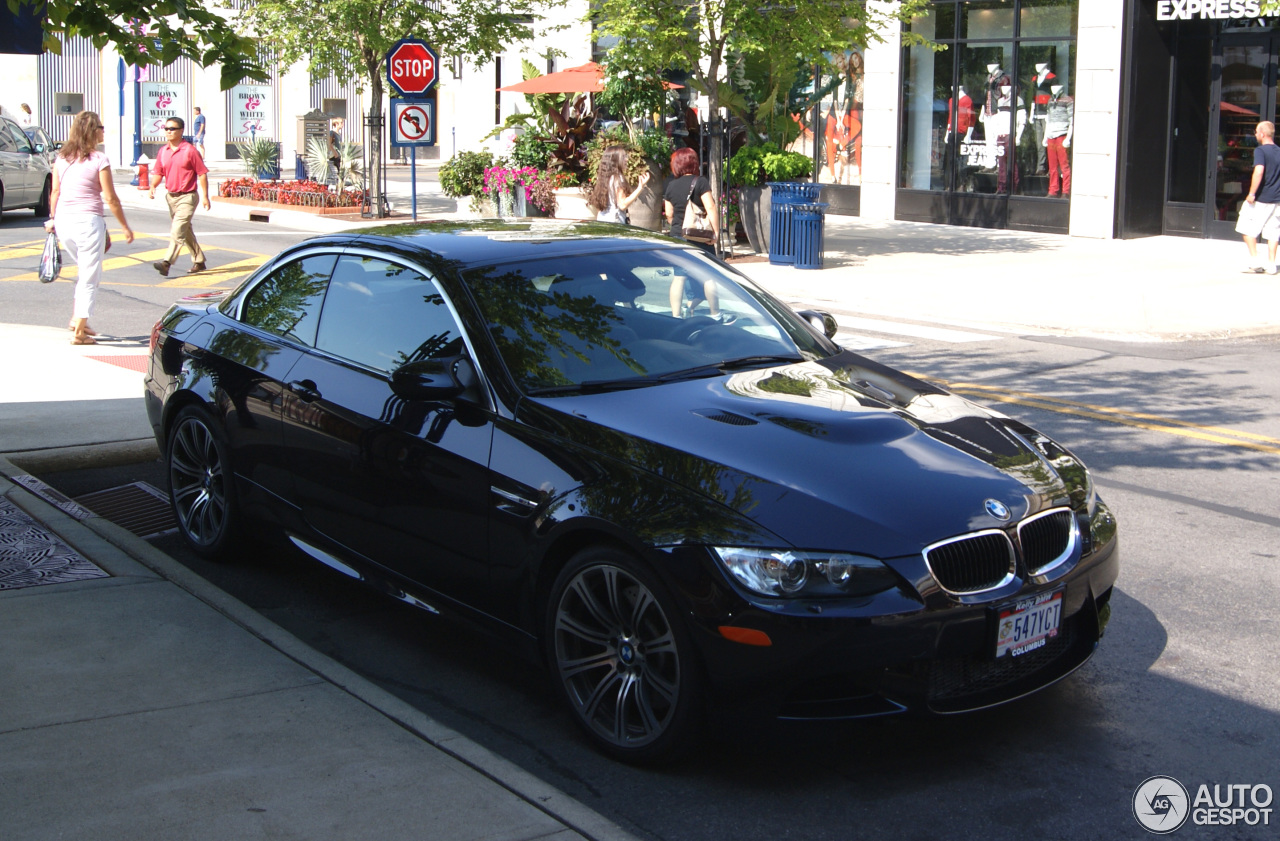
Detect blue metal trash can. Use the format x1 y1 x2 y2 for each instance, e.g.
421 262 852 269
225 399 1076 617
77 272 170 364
295 154 307 181
792 202 828 270
767 183 824 265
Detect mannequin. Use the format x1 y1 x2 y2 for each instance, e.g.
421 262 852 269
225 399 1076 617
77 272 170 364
983 83 1025 193
1028 63 1056 173
983 63 1005 118
946 84 975 144
1043 84 1074 196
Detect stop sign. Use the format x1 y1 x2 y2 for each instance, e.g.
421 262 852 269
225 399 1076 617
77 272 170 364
386 39 438 97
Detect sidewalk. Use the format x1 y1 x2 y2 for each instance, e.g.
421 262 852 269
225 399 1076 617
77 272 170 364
114 167 1280 341
0 451 642 841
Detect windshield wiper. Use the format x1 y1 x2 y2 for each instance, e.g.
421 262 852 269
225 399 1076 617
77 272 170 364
525 356 803 396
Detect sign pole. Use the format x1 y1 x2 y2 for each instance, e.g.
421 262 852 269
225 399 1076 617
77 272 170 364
411 145 418 221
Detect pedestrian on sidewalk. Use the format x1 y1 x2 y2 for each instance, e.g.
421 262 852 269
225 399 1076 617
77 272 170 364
1236 120 1280 274
590 145 649 225
43 110 135 345
148 116 210 277
192 107 206 158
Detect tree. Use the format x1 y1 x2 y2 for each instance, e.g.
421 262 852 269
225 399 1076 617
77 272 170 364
238 0 550 216
589 0 930 200
6 0 265 89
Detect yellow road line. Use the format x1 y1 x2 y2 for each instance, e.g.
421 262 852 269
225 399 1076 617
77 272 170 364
910 373 1280 455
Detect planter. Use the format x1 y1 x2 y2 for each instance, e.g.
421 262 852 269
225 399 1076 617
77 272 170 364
738 185 771 253
455 196 497 218
551 187 592 221
627 163 665 232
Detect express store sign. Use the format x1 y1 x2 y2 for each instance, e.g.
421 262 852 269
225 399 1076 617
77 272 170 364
1156 0 1262 20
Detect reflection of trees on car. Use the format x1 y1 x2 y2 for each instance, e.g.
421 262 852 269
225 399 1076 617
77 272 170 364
467 266 643 387
242 258 331 345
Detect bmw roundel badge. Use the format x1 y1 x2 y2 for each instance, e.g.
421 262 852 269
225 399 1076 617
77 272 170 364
984 498 1012 521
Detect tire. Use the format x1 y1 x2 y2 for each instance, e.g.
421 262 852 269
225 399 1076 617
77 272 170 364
35 176 51 218
166 405 241 559
546 546 701 763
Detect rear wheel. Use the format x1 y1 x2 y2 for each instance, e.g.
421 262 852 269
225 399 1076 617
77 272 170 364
167 405 241 559
546 546 701 763
35 176 51 217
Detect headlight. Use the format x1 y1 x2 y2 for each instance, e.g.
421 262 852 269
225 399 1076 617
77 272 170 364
712 547 898 598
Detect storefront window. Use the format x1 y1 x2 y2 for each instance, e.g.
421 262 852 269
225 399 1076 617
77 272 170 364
899 0 1077 200
816 50 866 185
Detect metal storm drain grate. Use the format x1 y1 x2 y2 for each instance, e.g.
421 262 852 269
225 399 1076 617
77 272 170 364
75 482 177 540
0 496 109 590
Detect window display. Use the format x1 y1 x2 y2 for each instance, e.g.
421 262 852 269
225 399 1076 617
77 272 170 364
815 49 865 186
900 1 1078 200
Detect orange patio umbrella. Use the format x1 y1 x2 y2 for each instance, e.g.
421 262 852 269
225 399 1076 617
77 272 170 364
497 61 683 94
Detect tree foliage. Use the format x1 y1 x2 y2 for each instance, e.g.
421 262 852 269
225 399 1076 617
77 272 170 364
238 0 549 215
7 0 265 89
589 0 931 197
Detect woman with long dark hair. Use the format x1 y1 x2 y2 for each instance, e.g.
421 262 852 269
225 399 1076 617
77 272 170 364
590 145 650 224
663 147 728 320
44 110 134 344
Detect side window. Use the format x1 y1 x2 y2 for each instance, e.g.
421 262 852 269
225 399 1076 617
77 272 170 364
314 255 465 372
6 123 33 153
240 253 336 346
0 124 15 153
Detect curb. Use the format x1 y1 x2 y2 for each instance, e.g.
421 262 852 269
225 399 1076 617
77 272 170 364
2 438 160 474
0 452 643 841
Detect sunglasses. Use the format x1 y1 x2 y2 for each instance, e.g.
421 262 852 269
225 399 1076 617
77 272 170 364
164 126 182 131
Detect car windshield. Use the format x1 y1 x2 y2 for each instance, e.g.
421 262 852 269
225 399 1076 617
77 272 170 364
464 247 837 394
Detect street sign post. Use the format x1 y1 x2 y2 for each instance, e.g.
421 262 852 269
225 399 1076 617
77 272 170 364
385 39 439 220
386 39 439 97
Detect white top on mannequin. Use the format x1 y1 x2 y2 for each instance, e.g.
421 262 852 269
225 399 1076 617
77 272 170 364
985 85 1027 144
1051 84 1063 94
987 63 1000 73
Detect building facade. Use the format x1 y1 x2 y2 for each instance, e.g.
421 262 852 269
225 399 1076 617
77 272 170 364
1 0 1270 241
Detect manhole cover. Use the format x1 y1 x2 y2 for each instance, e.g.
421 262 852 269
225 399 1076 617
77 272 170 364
76 482 177 539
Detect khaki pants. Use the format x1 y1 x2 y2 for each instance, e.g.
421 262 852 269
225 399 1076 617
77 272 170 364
164 191 206 265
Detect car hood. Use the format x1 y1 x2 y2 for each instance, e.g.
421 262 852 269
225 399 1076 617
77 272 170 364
527 352 1081 557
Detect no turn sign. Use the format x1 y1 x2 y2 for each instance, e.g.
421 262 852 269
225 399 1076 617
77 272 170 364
391 99 435 147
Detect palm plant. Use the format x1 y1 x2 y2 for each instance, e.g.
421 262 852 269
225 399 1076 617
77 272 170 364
333 141 363 193
236 137 280 180
304 136 333 184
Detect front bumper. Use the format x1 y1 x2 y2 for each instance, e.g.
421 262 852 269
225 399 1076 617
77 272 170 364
669 516 1120 723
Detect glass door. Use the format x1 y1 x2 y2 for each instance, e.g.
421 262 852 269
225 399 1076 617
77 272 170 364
1209 36 1276 239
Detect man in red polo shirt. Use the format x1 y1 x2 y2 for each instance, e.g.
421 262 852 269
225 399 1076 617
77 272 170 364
148 116 210 276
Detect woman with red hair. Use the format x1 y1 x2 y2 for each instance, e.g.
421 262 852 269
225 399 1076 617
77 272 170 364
663 147 728 320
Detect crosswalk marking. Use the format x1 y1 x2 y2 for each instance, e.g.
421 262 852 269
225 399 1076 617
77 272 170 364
0 233 266 289
836 332 910 350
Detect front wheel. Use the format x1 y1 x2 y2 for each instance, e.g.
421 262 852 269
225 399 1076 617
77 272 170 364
167 405 241 559
35 176 51 217
546 547 701 763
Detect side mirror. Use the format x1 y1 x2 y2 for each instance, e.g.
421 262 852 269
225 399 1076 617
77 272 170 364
34 143 45 153
796 309 838 339
52 142 63 150
391 356 476 401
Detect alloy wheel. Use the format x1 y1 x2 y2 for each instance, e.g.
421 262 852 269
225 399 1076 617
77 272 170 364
168 414 229 549
553 562 682 751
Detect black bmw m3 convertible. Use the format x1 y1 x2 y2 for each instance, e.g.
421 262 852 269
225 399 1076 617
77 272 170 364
145 221 1118 762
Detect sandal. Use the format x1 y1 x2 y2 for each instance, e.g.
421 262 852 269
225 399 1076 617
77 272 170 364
67 324 98 336
71 335 97 345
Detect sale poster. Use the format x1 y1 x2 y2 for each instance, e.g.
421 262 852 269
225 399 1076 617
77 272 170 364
231 84 274 141
141 82 188 142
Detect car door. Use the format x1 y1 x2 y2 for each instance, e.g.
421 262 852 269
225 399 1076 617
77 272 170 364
1 119 34 204
0 120 28 209
279 250 496 611
211 250 336 506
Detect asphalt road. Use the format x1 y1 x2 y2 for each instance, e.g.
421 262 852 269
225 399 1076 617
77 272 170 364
5 216 1280 839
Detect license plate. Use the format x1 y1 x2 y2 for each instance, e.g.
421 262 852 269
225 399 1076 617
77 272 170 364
995 590 1063 658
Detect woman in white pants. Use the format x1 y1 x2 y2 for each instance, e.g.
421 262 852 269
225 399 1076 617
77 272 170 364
44 111 134 344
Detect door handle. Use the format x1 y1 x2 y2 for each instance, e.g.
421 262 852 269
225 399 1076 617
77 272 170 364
288 379 322 402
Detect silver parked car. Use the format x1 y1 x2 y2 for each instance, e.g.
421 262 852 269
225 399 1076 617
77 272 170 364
0 114 53 220
23 125 60 167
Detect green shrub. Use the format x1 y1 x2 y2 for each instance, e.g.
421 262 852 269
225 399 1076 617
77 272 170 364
439 150 495 198
728 142 813 187
509 132 552 170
